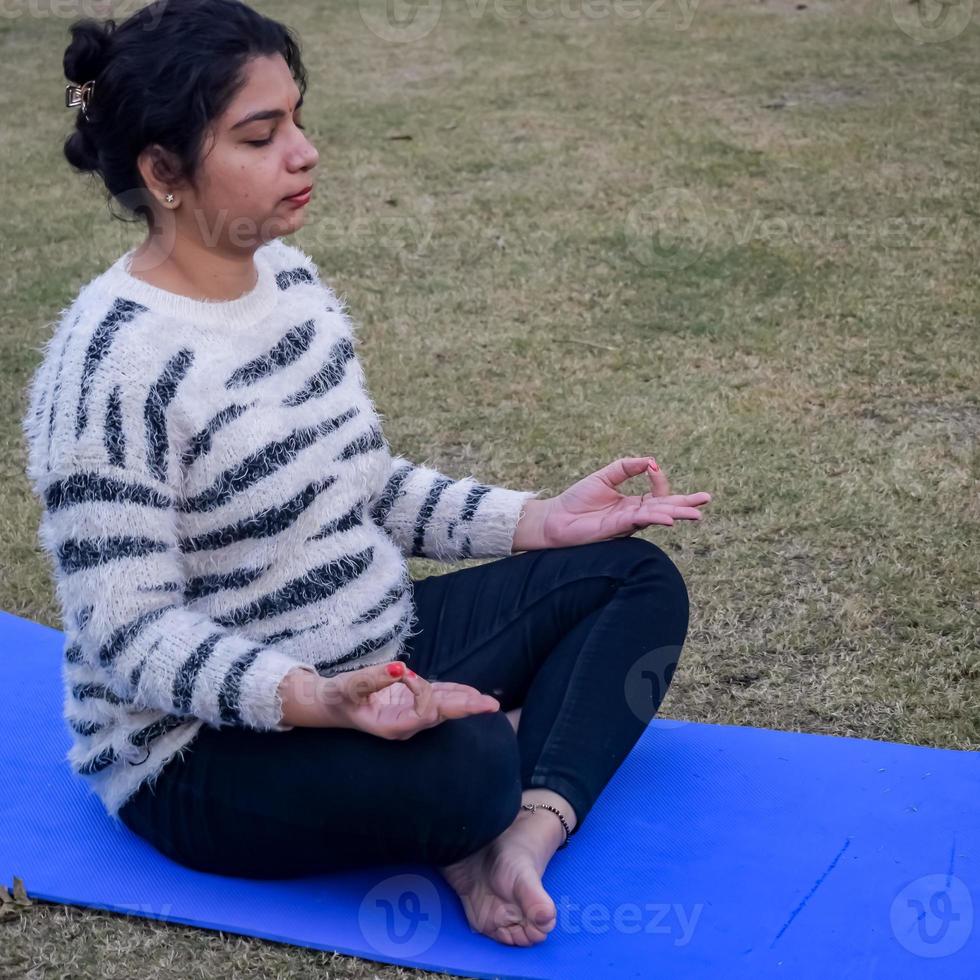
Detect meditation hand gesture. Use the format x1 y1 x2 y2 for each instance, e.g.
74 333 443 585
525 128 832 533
331 662 500 740
522 456 713 550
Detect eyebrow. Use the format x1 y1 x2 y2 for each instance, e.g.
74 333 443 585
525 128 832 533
230 92 304 130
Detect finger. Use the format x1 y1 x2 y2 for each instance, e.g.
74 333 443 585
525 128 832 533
598 456 659 490
647 460 671 496
643 492 713 506
429 690 476 719
681 491 712 505
668 503 710 519
344 662 410 703
673 508 705 520
430 683 499 717
430 680 497 700
614 511 674 535
646 505 704 522
399 670 434 718
434 683 500 713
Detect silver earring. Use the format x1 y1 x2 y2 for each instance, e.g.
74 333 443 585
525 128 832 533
164 193 175 204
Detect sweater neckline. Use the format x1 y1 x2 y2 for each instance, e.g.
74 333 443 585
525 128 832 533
102 244 278 329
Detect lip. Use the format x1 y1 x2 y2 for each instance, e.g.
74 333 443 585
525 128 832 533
283 185 313 202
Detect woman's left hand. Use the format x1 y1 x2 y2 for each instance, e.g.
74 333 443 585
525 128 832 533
526 456 712 550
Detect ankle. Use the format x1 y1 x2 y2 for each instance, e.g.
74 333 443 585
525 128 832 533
518 805 567 851
518 791 576 849
521 788 577 836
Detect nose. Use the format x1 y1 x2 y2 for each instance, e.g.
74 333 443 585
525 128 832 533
302 133 318 167
290 126 318 172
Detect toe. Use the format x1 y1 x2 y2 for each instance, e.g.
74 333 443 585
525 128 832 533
513 873 556 928
521 920 551 944
493 900 525 933
529 900 557 931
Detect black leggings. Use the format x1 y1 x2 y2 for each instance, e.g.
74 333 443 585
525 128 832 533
118 538 689 877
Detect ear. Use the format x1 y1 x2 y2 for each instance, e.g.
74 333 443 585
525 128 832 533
136 143 185 197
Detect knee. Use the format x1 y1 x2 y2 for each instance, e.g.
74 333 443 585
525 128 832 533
601 537 689 604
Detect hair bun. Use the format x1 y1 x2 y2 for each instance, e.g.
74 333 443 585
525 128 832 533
63 17 116 85
64 124 100 174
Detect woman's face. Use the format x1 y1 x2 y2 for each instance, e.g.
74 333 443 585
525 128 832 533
146 53 319 252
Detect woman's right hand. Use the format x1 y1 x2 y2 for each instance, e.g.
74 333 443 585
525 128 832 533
328 661 501 739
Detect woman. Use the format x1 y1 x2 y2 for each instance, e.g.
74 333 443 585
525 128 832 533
25 0 711 948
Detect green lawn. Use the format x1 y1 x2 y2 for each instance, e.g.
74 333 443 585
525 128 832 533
1 0 977 976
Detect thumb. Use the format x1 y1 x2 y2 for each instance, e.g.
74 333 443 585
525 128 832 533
343 661 409 702
601 456 656 489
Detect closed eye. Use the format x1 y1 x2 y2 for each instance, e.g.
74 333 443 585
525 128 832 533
247 123 306 147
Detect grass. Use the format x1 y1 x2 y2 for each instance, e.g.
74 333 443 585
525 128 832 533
2 0 978 976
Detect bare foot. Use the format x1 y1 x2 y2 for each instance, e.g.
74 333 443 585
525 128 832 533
438 807 563 946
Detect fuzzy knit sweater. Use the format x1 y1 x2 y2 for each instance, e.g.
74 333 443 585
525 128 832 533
20 236 541 822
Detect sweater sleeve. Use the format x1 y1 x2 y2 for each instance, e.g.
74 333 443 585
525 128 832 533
31 455 319 732
269 240 545 561
367 452 542 561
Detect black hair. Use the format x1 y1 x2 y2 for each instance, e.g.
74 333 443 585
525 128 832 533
63 0 308 227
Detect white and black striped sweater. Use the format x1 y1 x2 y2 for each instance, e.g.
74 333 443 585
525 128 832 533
20 236 540 821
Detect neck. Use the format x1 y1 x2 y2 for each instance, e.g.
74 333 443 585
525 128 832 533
129 234 261 303
106 237 280 331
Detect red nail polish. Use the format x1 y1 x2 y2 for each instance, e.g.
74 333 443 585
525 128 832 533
386 662 404 677
407 669 417 678
649 460 659 472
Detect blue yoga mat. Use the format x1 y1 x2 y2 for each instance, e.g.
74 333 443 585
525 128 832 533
1 608 976 978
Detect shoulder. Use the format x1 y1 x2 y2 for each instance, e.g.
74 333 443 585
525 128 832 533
259 236 316 276
258 237 347 314
259 237 326 296
19 287 189 495
20 284 124 445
